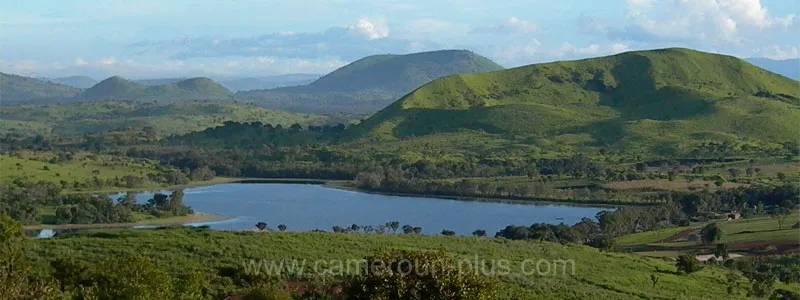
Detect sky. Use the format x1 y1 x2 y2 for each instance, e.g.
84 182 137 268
2 0 798 79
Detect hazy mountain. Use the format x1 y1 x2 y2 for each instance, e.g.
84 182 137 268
0 72 82 105
238 50 504 114
81 76 232 102
745 57 800 80
42 76 98 89
219 74 319 92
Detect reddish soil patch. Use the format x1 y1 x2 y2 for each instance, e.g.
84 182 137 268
730 240 800 255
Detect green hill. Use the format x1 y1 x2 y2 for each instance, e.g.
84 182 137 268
80 76 232 103
238 50 504 114
349 48 800 157
0 100 327 136
0 72 82 105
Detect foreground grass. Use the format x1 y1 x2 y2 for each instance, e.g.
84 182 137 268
24 228 799 299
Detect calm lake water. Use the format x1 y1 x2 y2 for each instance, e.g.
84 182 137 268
112 183 612 235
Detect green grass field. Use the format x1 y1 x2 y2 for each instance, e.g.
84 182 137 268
617 212 800 255
25 227 800 299
0 152 166 186
0 100 328 137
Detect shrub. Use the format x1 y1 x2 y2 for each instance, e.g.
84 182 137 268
676 255 703 274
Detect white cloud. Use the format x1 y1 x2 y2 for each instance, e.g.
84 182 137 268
497 17 537 34
756 44 800 59
615 0 795 44
75 58 88 66
99 57 118 65
472 17 537 35
348 18 389 39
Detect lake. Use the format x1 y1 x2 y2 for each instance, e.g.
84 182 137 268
116 183 612 235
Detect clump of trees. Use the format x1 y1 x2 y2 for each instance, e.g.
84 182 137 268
54 195 133 224
342 250 497 300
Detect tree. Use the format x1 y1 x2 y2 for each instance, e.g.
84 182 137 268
715 243 730 260
700 223 723 245
0 216 62 300
777 172 788 182
242 283 293 300
341 250 496 300
413 227 423 234
771 207 792 230
441 229 456 236
118 192 137 208
472 229 487 237
586 236 616 251
255 222 268 231
83 255 174 300
402 225 414 234
277 224 287 232
388 221 400 233
676 255 703 274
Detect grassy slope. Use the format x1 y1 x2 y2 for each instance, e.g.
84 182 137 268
0 100 327 136
238 50 505 114
0 152 167 189
349 48 800 157
1 72 82 105
25 228 796 299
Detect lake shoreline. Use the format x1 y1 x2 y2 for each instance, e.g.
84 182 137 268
323 181 637 208
23 212 233 231
67 177 640 207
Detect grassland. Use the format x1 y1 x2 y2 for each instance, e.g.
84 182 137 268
0 100 328 136
0 151 167 187
348 48 800 159
25 227 800 299
617 212 800 256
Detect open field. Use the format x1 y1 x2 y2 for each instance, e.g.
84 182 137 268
1 151 163 183
618 212 800 256
25 227 800 299
602 179 749 191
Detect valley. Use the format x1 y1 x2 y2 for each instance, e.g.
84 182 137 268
2 47 799 299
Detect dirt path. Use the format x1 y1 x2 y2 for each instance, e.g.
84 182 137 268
662 228 698 243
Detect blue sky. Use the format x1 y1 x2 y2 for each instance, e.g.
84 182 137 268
2 0 797 79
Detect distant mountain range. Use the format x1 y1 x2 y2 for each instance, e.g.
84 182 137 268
1 73 82 105
744 58 799 80
79 76 232 102
41 76 98 89
3 50 797 120
0 74 234 105
238 50 505 114
348 48 799 156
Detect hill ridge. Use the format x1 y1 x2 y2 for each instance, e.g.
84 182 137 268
349 48 799 156
238 49 504 114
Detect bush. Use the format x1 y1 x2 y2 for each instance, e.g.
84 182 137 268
676 255 703 274
341 250 496 300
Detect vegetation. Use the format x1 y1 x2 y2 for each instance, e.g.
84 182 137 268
0 72 81 105
80 76 233 102
0 100 328 137
239 50 504 114
20 225 800 299
349 48 799 159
